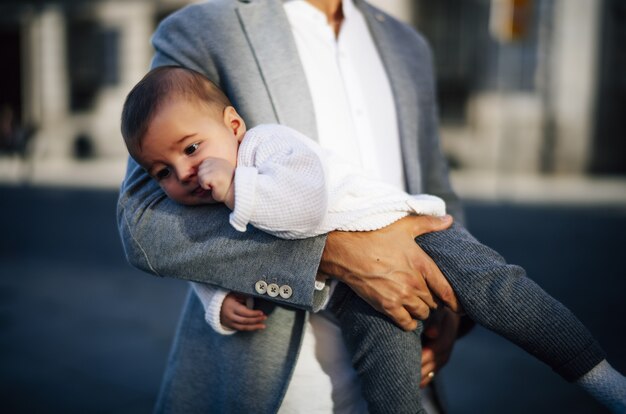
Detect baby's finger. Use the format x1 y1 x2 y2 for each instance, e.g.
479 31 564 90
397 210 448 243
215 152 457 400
228 313 267 325
233 305 266 318
230 322 266 331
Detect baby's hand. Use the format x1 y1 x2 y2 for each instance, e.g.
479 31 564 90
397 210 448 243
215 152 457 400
221 292 267 331
198 157 235 209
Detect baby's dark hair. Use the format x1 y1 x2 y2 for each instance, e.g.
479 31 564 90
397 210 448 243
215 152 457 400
121 65 232 157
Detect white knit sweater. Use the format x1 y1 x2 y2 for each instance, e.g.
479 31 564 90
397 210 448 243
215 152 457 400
230 124 445 237
194 124 446 333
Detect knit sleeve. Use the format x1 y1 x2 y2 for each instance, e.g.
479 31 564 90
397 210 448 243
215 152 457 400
229 125 328 239
190 282 236 336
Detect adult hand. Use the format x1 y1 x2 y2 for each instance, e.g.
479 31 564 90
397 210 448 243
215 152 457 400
420 307 461 388
319 214 459 331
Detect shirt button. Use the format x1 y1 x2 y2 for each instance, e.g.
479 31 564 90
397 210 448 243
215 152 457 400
267 283 280 298
375 13 385 22
279 285 293 299
255 280 268 295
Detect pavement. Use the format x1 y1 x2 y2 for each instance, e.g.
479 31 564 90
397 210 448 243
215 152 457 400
1 156 625 413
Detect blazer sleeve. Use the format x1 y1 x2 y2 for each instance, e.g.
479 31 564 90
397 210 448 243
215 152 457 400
116 4 329 311
360 2 465 225
413 33 466 225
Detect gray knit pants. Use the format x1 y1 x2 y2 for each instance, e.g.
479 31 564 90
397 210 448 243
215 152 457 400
327 284 426 414
327 222 605 414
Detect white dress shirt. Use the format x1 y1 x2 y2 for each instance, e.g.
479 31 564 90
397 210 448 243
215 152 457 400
284 0 405 189
280 1 408 413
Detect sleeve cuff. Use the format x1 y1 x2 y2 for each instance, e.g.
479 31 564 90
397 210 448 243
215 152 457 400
406 194 447 217
204 288 237 336
229 166 258 232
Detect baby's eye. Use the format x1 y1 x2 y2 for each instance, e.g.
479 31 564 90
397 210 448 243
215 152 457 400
184 143 199 155
155 167 171 180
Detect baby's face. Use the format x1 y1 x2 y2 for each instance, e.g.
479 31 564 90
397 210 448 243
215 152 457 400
136 99 245 205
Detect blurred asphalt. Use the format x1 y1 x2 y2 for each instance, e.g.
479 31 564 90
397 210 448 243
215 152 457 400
0 183 624 414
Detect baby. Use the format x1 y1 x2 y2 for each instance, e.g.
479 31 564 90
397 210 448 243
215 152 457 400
121 66 625 413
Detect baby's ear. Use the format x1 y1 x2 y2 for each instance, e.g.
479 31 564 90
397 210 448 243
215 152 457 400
224 106 246 141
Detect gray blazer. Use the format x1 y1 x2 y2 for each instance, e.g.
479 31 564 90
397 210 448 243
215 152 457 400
116 0 462 412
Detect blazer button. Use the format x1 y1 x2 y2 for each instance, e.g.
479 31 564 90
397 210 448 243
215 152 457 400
267 283 280 297
255 280 268 295
279 285 293 299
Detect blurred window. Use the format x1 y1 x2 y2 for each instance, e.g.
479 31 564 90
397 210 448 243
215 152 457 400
0 25 21 124
66 18 120 111
591 0 626 174
415 0 542 124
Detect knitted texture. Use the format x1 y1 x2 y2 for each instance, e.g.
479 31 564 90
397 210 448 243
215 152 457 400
576 360 626 413
327 283 427 414
415 223 606 382
229 124 446 239
190 283 235 336
203 124 606 401
230 125 328 239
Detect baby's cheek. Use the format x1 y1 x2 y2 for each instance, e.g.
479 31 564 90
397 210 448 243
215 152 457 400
162 184 186 203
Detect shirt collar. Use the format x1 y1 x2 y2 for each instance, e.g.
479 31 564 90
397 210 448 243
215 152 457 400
284 0 358 29
342 0 358 22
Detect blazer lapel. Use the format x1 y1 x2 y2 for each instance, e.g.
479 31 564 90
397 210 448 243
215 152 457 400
236 0 318 141
357 1 424 194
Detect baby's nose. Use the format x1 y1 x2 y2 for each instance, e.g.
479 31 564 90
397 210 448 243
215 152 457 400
177 164 197 183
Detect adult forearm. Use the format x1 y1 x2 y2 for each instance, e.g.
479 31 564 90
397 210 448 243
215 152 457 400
117 158 327 311
319 215 459 330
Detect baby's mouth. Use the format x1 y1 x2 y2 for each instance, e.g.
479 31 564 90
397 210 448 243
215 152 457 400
192 186 210 197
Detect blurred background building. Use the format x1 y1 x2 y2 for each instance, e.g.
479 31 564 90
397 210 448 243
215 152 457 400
0 0 624 186
419 0 625 176
0 0 180 165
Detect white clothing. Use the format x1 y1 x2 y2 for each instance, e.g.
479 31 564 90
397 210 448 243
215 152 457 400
280 2 406 411
195 1 437 412
285 0 405 188
229 124 445 239
195 123 445 334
